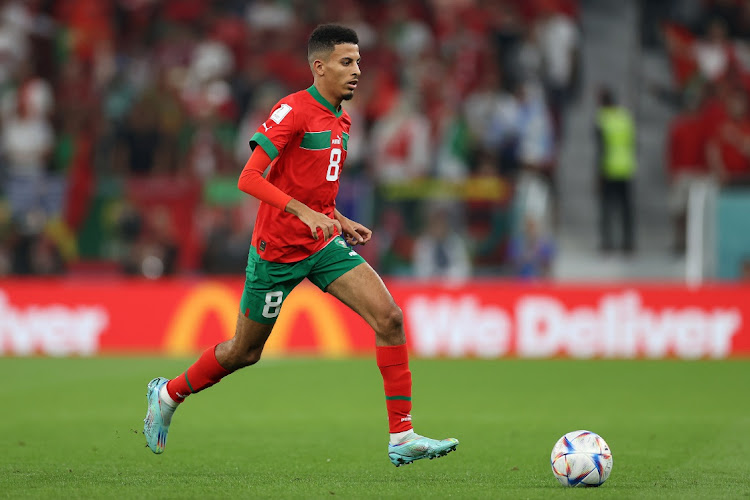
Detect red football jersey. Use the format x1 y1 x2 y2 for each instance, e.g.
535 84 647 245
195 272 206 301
249 85 352 262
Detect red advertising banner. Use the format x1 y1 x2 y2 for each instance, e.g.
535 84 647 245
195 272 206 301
392 282 750 359
1 279 748 359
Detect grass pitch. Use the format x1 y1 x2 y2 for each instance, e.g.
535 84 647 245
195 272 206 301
0 357 748 499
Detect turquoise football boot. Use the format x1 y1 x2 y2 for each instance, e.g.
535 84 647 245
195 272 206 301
388 434 459 467
143 377 175 454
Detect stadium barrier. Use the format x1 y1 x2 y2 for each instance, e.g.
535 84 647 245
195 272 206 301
1 278 748 359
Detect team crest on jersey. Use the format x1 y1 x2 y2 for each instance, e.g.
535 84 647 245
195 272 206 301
270 103 292 124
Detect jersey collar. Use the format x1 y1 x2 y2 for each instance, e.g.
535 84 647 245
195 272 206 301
306 85 343 118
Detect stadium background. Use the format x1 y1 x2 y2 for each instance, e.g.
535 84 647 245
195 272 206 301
1 0 749 358
2 1 750 498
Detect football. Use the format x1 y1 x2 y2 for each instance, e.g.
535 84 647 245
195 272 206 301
550 430 613 487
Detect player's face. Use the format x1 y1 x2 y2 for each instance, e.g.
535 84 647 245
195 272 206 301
325 43 361 101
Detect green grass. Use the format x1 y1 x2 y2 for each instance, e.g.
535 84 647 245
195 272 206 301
0 358 748 499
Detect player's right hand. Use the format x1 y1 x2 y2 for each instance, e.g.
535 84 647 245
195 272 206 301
306 212 342 241
286 199 342 241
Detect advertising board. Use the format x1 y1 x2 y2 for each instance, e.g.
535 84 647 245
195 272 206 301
1 279 747 359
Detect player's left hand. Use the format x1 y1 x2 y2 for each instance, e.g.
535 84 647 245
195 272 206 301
338 217 372 246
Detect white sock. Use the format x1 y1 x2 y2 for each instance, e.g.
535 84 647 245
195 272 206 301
159 384 179 408
390 429 417 445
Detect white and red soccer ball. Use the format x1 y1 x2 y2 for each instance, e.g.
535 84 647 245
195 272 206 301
550 430 613 487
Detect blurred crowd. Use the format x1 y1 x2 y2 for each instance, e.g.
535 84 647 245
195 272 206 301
0 0 580 279
661 0 750 253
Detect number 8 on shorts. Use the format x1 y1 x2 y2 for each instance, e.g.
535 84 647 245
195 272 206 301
262 291 283 318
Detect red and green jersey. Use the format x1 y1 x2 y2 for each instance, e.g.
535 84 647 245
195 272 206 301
249 85 351 263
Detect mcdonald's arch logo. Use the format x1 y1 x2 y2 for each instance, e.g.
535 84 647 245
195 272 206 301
263 286 351 357
164 282 237 356
164 282 352 357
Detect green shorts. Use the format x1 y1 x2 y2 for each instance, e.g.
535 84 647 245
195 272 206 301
240 236 366 324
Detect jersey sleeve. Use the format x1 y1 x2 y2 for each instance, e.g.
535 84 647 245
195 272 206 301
249 100 297 161
237 147 292 211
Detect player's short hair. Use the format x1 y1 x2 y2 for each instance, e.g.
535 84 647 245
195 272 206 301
307 24 359 65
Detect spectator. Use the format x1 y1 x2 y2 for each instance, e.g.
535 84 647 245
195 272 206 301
245 0 294 33
1 78 55 219
370 94 431 183
339 2 377 51
433 99 472 181
694 17 734 82
384 1 433 63
201 206 252 274
516 23 544 85
0 1 32 86
371 206 414 276
508 214 555 279
666 98 711 254
516 81 555 175
466 153 512 271
706 86 750 186
118 205 179 278
413 203 471 281
114 97 165 176
486 0 525 84
0 0 581 277
482 80 523 177
464 68 506 150
535 0 580 139
594 86 636 254
665 17 734 88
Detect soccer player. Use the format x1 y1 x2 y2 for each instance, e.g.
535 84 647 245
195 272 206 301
143 24 458 467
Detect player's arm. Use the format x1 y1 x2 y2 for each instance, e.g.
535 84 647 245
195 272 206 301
237 147 292 210
334 209 372 246
237 148 341 241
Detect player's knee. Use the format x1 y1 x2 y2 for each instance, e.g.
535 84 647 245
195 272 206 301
377 305 404 342
239 348 263 368
224 346 263 370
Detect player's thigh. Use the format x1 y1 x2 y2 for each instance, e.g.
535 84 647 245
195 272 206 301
236 247 306 354
240 248 306 324
324 261 403 335
306 236 365 292
306 236 397 331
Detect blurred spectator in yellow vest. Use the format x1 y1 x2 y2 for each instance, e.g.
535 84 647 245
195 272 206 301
595 86 636 254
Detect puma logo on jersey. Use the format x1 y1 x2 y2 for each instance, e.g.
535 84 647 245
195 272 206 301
332 134 342 145
262 122 273 132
